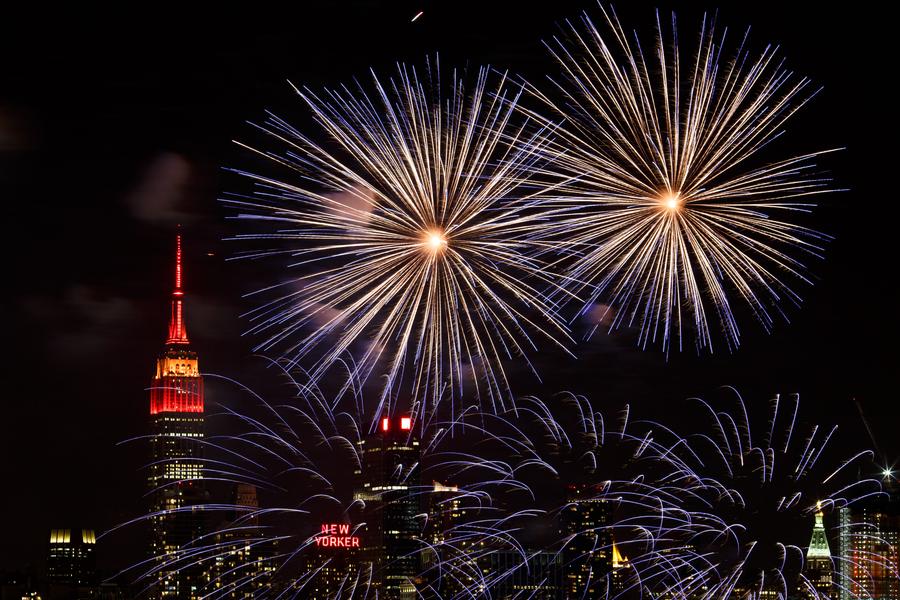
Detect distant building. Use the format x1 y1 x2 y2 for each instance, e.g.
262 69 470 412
838 491 900 600
47 529 97 587
354 415 421 600
1 572 42 600
803 503 834 599
421 481 487 597
147 235 208 599
559 483 613 598
610 540 632 595
208 484 276 598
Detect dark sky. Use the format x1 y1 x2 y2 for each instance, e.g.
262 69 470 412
1 0 895 575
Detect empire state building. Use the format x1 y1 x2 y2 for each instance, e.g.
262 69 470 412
147 235 207 599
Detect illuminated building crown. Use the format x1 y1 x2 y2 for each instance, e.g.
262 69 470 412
149 233 203 415
807 503 832 559
166 234 189 345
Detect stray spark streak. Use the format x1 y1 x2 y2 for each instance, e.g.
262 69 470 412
224 61 571 422
531 7 837 353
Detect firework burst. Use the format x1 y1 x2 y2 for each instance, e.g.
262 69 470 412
530 6 836 352
224 60 572 423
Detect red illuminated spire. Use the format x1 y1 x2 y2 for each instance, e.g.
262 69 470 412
166 234 190 345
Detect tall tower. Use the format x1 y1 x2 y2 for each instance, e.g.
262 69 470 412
560 483 613 598
354 415 421 600
148 235 207 599
803 503 834 599
422 481 486 597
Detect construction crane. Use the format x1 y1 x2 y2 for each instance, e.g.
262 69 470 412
855 397 892 480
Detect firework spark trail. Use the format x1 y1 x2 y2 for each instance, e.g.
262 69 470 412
419 394 735 598
526 6 837 353
224 59 573 425
646 389 886 599
120 369 744 599
119 369 886 599
115 370 539 599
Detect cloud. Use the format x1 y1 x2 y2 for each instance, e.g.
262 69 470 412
323 185 377 223
22 285 141 361
583 302 616 327
125 153 192 224
0 104 37 153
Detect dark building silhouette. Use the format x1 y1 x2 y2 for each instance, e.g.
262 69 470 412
45 528 98 600
490 550 562 599
354 415 421 600
147 235 208 599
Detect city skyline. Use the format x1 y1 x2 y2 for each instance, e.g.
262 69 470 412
1 1 896 596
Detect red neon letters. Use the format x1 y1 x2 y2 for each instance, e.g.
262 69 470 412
314 523 360 548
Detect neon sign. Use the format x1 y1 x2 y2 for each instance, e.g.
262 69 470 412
314 523 360 548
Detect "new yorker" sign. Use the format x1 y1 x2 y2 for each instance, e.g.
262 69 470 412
314 523 360 548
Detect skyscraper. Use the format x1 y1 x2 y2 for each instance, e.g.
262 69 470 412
354 415 421 600
208 484 276 599
147 235 207 599
47 528 97 588
559 483 613 598
838 491 900 600
803 503 834 599
422 481 487 597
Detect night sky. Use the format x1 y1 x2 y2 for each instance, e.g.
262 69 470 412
1 1 895 575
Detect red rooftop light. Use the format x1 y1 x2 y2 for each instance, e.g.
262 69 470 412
382 417 390 432
400 417 412 430
166 235 190 345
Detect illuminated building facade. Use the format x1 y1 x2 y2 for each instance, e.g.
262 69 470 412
803 504 834 599
147 235 207 600
559 483 613 598
47 528 97 588
422 481 488 597
301 541 364 600
354 415 421 600
209 484 276 599
838 493 900 600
